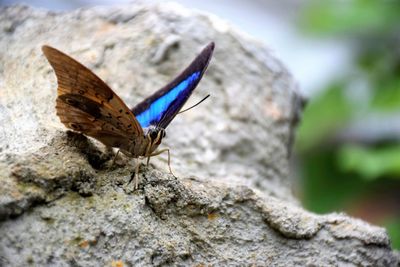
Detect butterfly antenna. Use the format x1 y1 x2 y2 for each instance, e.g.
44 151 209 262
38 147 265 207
178 94 210 114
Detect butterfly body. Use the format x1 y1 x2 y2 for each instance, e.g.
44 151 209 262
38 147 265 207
42 42 214 171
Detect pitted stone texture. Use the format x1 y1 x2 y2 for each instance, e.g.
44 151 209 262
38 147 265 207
0 3 398 267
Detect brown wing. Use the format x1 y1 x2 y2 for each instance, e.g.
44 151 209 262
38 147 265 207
56 99 136 150
42 45 144 149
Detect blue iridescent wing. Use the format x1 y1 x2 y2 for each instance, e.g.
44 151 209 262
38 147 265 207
132 42 214 129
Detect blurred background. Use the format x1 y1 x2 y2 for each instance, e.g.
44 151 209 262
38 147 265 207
1 0 399 249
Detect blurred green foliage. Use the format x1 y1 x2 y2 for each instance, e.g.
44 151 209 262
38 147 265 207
387 217 400 249
302 1 400 36
338 145 400 179
296 82 353 152
297 0 400 249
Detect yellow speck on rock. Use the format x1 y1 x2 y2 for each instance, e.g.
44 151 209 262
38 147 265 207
207 212 219 221
111 260 124 267
78 240 89 249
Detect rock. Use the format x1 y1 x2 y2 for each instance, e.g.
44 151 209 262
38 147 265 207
0 3 398 266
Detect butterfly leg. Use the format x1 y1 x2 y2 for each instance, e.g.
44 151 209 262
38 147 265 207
133 158 140 190
111 149 120 167
149 148 175 177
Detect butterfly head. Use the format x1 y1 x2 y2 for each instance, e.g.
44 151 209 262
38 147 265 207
145 125 166 153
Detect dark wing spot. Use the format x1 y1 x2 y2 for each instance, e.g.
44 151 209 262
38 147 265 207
119 109 123 113
78 90 85 95
65 98 77 105
60 94 102 118
70 123 81 130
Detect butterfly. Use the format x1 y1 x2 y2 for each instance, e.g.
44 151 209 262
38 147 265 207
42 42 214 187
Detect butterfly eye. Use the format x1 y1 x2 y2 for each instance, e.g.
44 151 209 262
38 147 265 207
150 131 158 141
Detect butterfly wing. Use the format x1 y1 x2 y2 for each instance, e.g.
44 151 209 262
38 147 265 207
55 98 137 149
131 42 214 129
42 45 144 150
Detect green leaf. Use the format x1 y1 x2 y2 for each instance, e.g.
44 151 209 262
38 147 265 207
338 145 400 179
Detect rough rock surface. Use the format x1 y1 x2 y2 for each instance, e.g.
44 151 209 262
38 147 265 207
0 3 398 266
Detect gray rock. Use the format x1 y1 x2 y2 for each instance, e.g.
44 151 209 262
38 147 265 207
0 3 398 266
